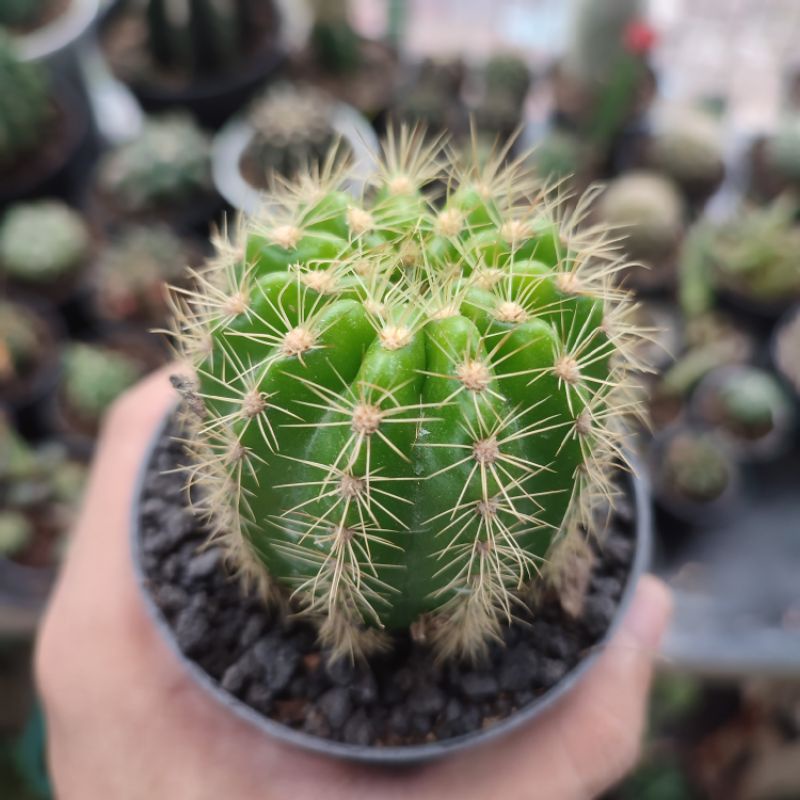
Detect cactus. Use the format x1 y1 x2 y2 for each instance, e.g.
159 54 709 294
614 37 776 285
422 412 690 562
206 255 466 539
705 367 792 442
395 58 467 137
485 54 531 105
661 431 731 504
241 84 341 188
309 0 361 74
0 0 49 28
709 197 800 302
529 130 584 185
96 113 212 214
168 129 645 661
648 109 725 197
96 226 189 322
143 0 275 77
0 32 53 167
62 344 142 425
597 171 685 266
0 200 91 285
0 299 42 384
0 413 38 486
764 114 800 185
0 510 32 558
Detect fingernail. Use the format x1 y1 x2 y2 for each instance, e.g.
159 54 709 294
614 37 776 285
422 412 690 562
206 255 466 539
623 575 672 651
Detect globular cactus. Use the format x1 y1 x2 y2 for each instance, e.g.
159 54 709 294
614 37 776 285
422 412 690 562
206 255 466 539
485 54 531 105
0 0 49 28
474 55 531 140
169 129 646 661
661 431 732 505
0 200 91 285
95 226 189 323
97 113 212 214
0 32 52 167
0 299 42 384
648 109 725 198
0 510 32 559
241 84 340 188
529 130 585 185
309 0 361 74
763 114 800 186
144 0 276 76
395 58 467 138
0 413 38 486
597 171 685 273
62 344 142 425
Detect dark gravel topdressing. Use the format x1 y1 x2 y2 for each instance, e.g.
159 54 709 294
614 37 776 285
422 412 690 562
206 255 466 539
137 421 637 748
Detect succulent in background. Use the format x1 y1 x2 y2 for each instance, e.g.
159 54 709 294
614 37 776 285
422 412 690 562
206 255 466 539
95 225 190 323
241 83 341 188
485 54 531 105
62 343 142 427
395 58 467 138
169 129 646 661
529 130 585 186
647 108 725 201
0 0 49 28
661 431 732 505
0 299 42 385
309 0 361 74
96 113 212 214
763 114 800 188
0 413 39 488
0 31 53 168
774 308 800 393
597 171 685 286
0 510 32 559
0 200 90 286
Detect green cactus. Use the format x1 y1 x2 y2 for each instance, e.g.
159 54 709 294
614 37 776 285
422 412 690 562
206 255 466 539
529 130 584 184
709 197 800 302
96 226 188 322
0 510 32 559
0 200 91 285
97 113 212 214
0 0 49 28
597 171 685 265
662 432 731 504
169 129 645 661
0 413 38 486
0 299 42 384
309 0 361 74
62 344 142 425
242 84 341 188
710 368 792 441
484 54 531 104
395 59 467 137
648 109 725 195
0 32 53 167
764 114 800 185
143 0 274 77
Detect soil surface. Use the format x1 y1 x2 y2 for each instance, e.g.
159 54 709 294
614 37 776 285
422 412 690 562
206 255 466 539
138 420 637 747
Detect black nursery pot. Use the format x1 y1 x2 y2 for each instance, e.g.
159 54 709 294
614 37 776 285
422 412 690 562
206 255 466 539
131 414 652 765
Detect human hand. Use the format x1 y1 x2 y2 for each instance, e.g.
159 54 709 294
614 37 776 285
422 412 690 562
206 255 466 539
36 369 672 800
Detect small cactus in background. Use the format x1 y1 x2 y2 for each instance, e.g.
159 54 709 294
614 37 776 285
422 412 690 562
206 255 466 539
474 55 532 141
241 84 341 188
169 129 646 661
529 130 585 186
0 0 49 28
95 225 190 323
0 413 38 487
763 114 800 187
597 171 685 285
143 0 277 77
96 113 212 214
309 0 361 74
0 200 91 285
0 299 42 384
0 32 53 167
647 108 725 200
62 344 142 427
661 431 732 505
395 58 467 138
484 54 531 105
0 510 32 559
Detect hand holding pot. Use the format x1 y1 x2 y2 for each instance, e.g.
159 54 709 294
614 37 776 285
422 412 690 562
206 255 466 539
36 370 672 800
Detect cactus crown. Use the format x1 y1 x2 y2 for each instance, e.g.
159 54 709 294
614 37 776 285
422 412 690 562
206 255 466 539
62 344 142 422
169 129 646 661
662 431 730 503
0 200 90 283
597 171 685 262
97 113 212 213
0 31 52 167
0 299 42 381
242 84 341 186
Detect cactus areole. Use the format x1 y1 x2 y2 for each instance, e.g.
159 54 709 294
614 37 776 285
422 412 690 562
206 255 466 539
169 131 646 662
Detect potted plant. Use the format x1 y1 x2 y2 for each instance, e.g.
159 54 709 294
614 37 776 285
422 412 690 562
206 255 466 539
92 224 200 327
691 365 795 461
132 131 652 760
212 83 377 216
0 199 92 320
595 171 686 293
100 0 284 128
472 53 533 144
0 32 90 206
0 296 63 437
749 114 800 203
87 112 218 233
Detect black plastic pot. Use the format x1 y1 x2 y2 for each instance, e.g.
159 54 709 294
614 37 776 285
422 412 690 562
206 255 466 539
211 101 378 217
130 413 652 765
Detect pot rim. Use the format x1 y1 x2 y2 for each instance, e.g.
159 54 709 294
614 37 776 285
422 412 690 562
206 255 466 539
131 411 652 765
15 0 99 63
211 101 379 217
